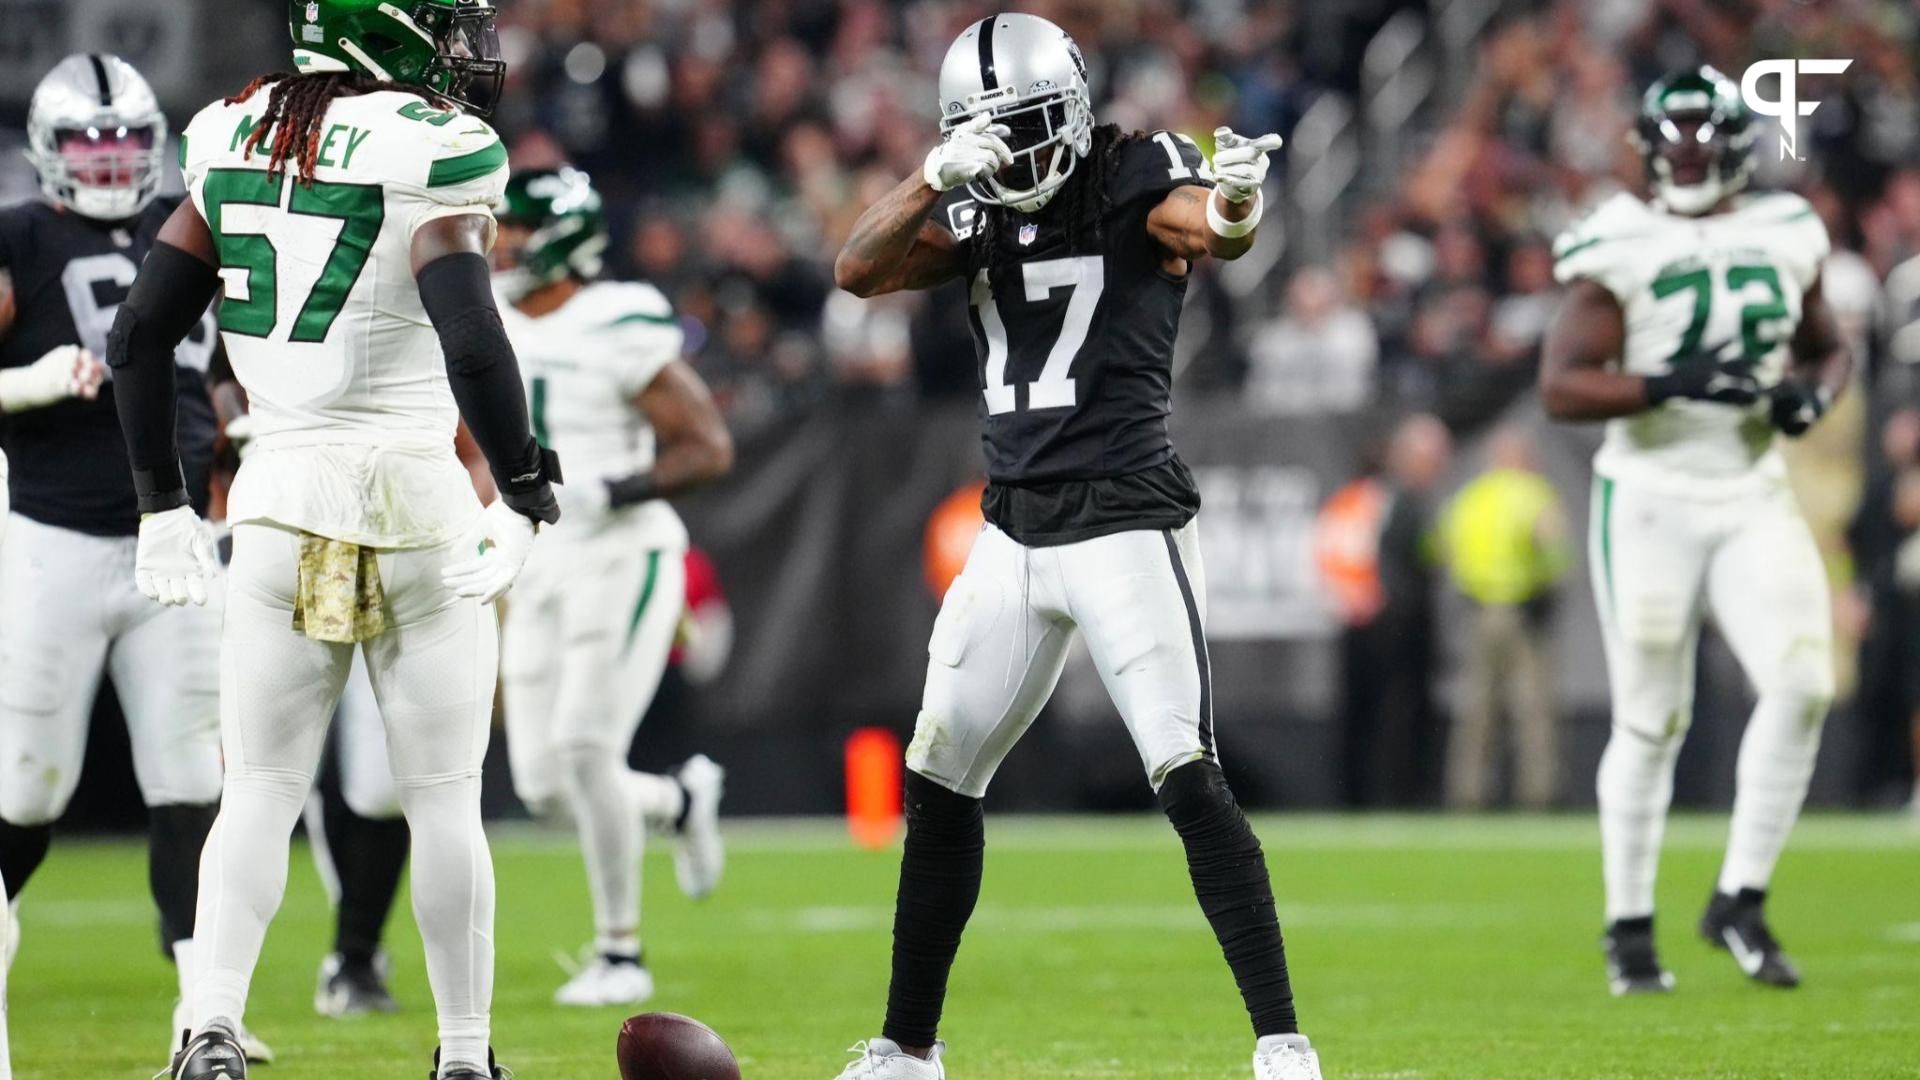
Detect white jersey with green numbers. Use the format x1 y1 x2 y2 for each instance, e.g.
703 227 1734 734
1553 190 1830 496
179 85 509 547
498 280 688 549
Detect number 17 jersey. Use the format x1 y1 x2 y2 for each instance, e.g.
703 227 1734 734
180 85 508 547
930 129 1214 546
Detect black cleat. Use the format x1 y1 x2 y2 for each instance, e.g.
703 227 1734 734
314 951 400 1017
1603 915 1676 995
1701 887 1801 988
169 1022 249 1080
429 1047 513 1080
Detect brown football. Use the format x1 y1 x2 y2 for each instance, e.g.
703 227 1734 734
617 1013 741 1080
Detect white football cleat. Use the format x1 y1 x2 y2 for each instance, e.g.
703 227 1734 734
673 755 726 900
831 1039 945 1079
1254 1033 1322 1080
171 1002 274 1064
552 955 655 1007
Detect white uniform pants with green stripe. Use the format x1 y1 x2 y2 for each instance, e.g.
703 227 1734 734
1588 474 1833 921
501 519 686 950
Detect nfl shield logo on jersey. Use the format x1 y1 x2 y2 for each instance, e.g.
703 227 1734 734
1019 223 1038 246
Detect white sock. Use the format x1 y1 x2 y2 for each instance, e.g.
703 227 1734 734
1597 728 1683 922
397 772 493 1071
191 770 308 1031
560 745 644 945
1718 690 1828 895
173 938 197 1003
626 771 686 829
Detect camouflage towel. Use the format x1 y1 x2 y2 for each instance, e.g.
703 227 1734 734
292 533 386 643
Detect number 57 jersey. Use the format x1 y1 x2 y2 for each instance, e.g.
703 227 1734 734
1552 190 1830 496
180 86 508 547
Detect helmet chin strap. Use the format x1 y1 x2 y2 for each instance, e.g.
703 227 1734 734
1656 178 1725 216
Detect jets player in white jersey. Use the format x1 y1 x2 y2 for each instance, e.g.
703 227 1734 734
492 165 733 1006
1542 67 1849 996
107 2 558 1078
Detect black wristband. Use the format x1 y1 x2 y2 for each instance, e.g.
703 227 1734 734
132 463 190 515
605 472 658 509
1643 372 1683 405
495 440 563 524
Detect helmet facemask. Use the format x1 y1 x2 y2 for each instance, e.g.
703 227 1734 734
943 84 1093 214
34 123 163 221
420 1 505 117
1632 68 1754 217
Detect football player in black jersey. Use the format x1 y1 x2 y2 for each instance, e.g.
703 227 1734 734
828 14 1314 1080
0 54 270 1063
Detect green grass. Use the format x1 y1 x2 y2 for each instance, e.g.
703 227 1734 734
7 814 1919 1079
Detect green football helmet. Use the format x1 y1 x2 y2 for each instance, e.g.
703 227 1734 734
1631 65 1754 215
493 166 608 301
289 0 506 116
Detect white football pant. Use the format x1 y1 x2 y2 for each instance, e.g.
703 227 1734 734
191 523 498 1067
502 521 686 950
0 514 221 825
1590 477 1833 921
909 520 1215 798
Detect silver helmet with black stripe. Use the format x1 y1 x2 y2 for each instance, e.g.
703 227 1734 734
26 54 168 221
936 13 1093 214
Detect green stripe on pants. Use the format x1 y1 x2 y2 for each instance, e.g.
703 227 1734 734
624 550 663 653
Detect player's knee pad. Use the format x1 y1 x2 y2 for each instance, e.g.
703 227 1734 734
1758 635 1835 726
0 775 71 828
554 739 620 793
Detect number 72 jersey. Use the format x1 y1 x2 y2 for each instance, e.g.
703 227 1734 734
1553 190 1830 490
930 130 1214 487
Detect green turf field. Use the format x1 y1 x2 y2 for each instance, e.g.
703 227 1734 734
6 813 1917 1079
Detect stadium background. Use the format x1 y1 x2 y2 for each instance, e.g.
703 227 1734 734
2 0 1917 821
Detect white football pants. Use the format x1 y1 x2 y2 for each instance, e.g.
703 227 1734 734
191 523 498 1066
1590 476 1834 921
908 520 1215 798
0 514 221 825
501 522 686 948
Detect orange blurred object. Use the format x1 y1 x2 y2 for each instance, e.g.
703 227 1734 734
845 727 904 849
924 480 986 598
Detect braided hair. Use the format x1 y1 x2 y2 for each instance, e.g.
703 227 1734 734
968 123 1143 284
226 72 443 184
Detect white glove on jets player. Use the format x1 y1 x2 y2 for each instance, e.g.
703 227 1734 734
442 499 539 605
0 345 106 412
924 114 1014 192
1211 127 1284 204
135 506 218 607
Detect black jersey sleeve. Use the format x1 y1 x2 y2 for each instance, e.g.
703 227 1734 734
0 204 24 274
1108 130 1216 212
929 188 986 245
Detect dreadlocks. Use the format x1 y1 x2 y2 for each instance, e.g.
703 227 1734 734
225 72 442 184
969 124 1143 285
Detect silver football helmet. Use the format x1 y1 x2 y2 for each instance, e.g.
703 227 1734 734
936 13 1093 213
26 54 168 222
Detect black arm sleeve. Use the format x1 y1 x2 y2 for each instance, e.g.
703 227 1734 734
414 251 561 524
107 241 221 513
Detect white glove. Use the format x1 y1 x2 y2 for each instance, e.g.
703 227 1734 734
442 500 539 605
0 345 106 413
923 114 1014 193
222 413 258 458
1211 127 1283 204
135 506 218 607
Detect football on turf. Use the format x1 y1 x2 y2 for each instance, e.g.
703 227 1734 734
617 1012 741 1080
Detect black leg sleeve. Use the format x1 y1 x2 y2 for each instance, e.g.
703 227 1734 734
0 820 53 900
881 770 985 1049
326 796 409 965
1159 759 1298 1037
148 802 217 952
